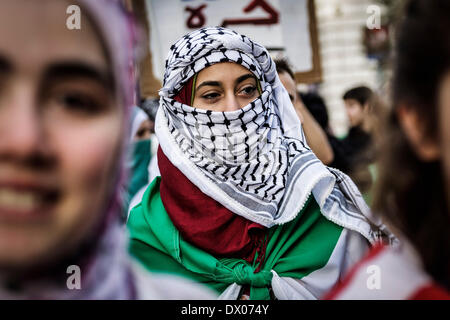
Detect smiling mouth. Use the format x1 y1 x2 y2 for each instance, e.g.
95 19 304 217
0 186 60 220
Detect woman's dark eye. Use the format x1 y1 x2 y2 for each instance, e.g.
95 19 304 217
58 93 101 114
240 86 257 95
137 128 151 138
202 92 220 100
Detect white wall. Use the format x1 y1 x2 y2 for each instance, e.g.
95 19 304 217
313 0 383 137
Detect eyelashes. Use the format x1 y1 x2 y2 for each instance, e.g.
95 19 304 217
42 80 113 117
240 86 257 96
201 92 220 100
200 85 258 102
46 90 107 116
59 92 100 112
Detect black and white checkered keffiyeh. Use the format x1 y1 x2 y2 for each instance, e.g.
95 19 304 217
155 27 394 244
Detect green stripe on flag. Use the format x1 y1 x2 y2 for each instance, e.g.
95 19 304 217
128 177 343 300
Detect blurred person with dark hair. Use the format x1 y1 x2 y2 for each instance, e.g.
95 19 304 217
343 86 373 128
275 59 334 165
340 86 377 197
130 106 154 142
275 59 376 186
300 91 352 173
0 0 215 299
342 86 375 164
326 0 450 299
140 97 159 124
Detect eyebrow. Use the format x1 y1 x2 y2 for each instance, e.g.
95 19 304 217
195 73 257 92
235 74 256 85
196 80 221 91
42 61 114 91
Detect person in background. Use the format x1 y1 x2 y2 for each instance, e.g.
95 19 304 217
125 99 160 219
325 0 450 299
140 97 159 127
302 88 385 200
127 26 393 300
131 106 154 142
125 106 152 215
342 86 376 165
340 86 377 197
300 91 352 173
275 67 371 194
0 0 215 299
275 59 334 165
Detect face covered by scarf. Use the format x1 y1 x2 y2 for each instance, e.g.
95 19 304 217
126 107 152 210
0 0 137 299
156 27 395 248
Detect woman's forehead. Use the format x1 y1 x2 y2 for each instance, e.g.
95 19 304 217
0 0 108 77
196 62 255 83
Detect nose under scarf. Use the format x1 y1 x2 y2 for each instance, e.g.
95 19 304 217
160 75 267 267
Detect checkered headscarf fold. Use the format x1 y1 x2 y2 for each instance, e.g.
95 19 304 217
155 27 394 244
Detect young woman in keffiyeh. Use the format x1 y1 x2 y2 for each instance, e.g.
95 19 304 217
127 27 395 300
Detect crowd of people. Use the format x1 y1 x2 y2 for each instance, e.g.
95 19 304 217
0 0 448 300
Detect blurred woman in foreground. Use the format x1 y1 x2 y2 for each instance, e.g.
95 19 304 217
326 0 450 299
0 0 214 299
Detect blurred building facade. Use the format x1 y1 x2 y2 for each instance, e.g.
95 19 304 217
313 0 387 137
